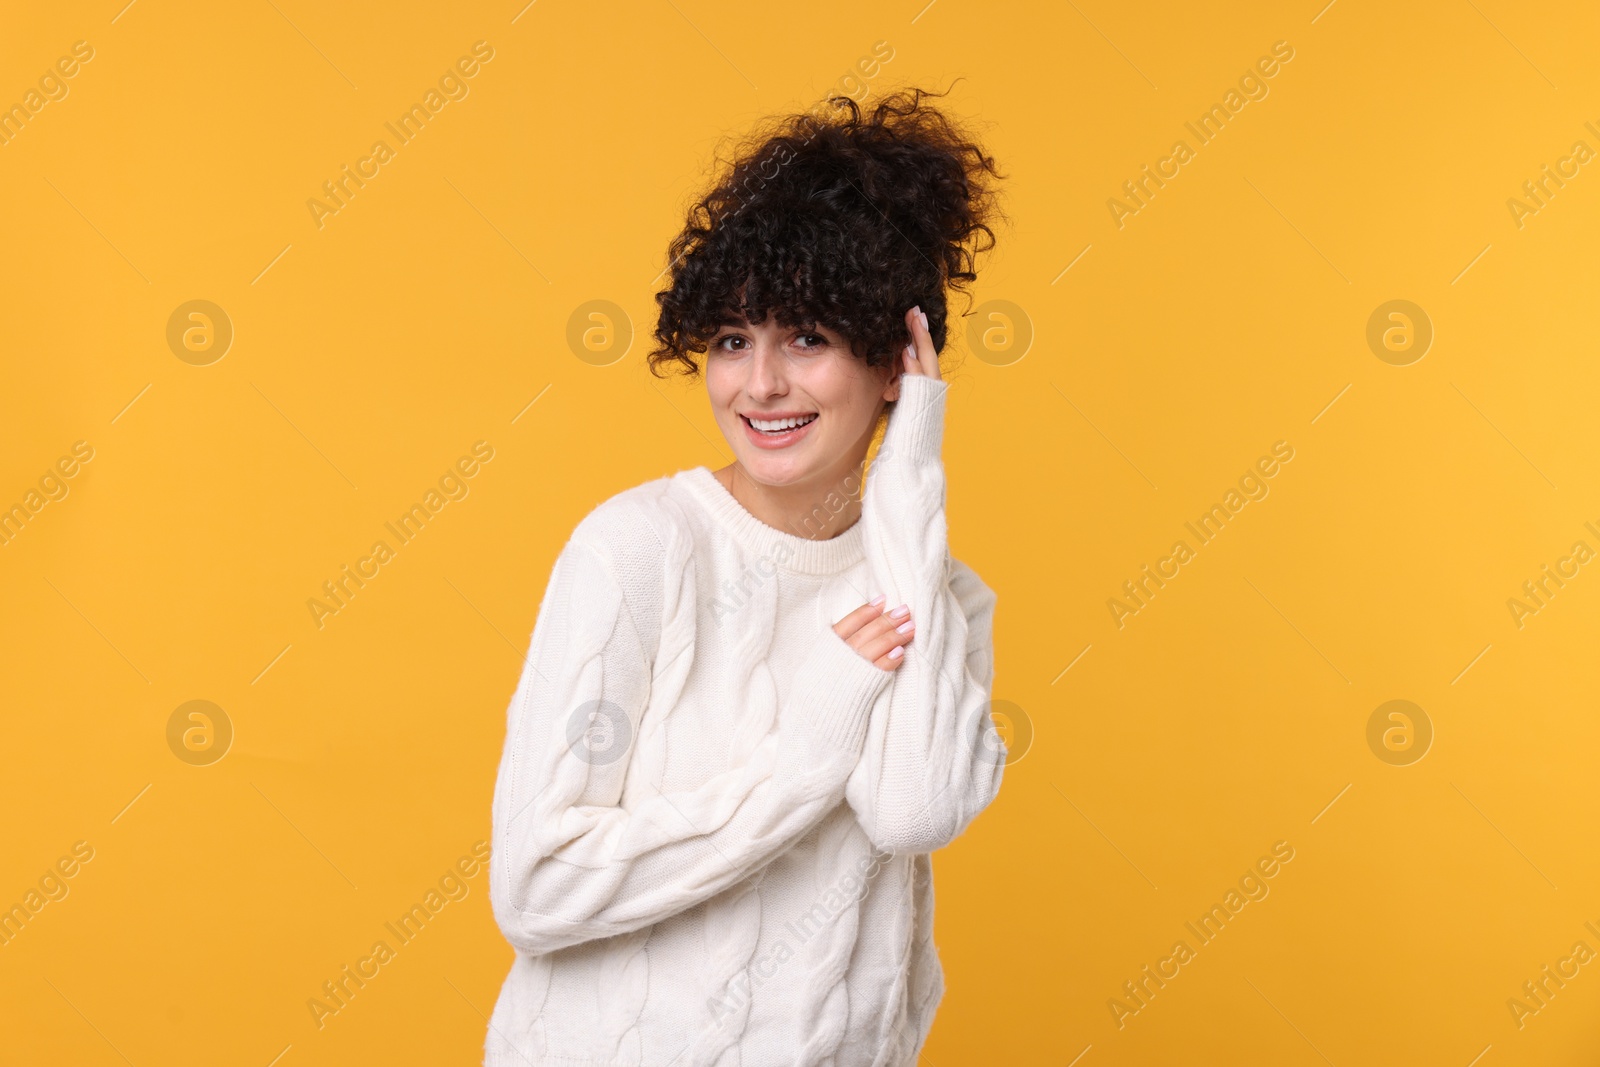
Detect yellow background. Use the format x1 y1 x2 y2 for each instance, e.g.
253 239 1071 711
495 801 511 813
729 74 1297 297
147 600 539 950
2 0 1597 1063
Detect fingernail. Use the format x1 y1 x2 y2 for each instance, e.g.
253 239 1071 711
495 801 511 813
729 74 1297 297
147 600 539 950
896 619 914 634
904 344 915 364
889 604 910 619
911 304 922 323
888 645 903 660
918 309 929 331
869 594 886 607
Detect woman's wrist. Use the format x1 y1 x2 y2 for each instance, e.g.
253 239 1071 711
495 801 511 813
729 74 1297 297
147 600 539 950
784 624 894 758
873 372 949 481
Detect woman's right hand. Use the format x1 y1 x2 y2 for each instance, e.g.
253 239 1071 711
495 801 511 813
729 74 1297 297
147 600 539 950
833 597 916 671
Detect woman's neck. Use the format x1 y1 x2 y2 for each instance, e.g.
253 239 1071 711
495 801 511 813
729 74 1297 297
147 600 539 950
712 458 869 542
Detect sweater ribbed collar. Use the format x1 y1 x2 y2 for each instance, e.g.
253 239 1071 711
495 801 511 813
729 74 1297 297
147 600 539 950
675 466 866 576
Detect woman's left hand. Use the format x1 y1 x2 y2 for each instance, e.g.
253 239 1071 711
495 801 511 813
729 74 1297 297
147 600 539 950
901 305 942 381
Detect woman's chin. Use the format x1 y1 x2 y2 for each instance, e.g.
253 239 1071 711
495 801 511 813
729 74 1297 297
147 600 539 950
735 457 809 488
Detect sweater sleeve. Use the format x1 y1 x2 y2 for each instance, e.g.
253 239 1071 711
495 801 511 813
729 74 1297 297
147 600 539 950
845 372 1006 854
489 523 893 957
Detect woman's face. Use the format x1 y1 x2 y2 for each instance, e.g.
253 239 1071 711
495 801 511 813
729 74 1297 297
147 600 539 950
705 312 899 490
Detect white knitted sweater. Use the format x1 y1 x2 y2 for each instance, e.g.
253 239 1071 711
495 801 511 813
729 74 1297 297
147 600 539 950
485 373 1004 1066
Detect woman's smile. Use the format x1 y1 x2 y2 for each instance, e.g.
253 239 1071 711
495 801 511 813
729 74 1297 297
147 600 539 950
741 411 819 448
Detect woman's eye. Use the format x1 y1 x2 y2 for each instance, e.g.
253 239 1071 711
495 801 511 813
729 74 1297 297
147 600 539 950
710 333 828 352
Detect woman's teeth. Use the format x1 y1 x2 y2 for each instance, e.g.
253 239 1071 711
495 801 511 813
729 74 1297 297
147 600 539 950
748 413 817 433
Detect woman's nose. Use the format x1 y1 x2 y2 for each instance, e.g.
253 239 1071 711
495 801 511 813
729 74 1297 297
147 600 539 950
746 344 787 396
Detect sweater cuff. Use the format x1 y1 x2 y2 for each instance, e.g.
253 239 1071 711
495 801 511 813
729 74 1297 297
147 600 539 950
881 373 948 468
788 625 894 756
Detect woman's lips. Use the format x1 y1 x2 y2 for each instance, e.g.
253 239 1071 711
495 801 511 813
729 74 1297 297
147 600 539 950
741 414 817 450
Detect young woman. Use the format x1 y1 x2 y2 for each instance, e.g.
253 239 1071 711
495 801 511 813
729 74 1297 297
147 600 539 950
486 85 1007 1067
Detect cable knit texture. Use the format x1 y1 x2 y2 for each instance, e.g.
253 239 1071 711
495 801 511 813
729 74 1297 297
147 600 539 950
485 373 1004 1066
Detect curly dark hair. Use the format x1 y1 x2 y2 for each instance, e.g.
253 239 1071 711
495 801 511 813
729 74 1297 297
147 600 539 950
647 83 1006 383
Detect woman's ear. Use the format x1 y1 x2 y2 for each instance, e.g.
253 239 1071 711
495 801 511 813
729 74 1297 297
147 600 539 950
882 366 902 403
